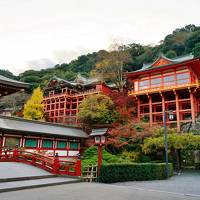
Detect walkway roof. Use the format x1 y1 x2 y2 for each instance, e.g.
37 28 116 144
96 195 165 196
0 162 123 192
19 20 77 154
0 115 88 138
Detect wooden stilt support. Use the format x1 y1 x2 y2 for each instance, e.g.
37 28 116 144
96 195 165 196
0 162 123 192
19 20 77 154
137 96 140 121
175 92 180 131
149 95 153 127
190 92 196 125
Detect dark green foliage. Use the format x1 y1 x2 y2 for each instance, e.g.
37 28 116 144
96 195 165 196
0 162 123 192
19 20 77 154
193 43 200 57
99 163 173 183
0 69 16 79
82 146 128 169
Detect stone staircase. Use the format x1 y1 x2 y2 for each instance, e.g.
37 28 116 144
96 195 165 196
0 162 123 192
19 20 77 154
0 162 81 193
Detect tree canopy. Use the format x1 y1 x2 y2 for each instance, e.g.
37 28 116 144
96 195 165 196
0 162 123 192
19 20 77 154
23 87 45 121
77 94 117 125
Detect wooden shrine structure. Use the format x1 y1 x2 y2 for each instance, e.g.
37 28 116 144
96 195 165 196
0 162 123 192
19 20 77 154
0 73 88 176
126 54 200 130
0 75 29 97
43 74 112 125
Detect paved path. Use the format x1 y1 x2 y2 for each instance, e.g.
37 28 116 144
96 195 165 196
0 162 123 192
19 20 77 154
0 182 199 200
0 162 51 179
114 170 200 197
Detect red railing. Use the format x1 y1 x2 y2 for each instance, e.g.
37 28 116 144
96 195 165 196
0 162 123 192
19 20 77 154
0 149 81 176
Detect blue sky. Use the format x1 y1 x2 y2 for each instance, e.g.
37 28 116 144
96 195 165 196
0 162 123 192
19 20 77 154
0 0 199 75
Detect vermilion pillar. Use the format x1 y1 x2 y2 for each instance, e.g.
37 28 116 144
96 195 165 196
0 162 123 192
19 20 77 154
137 96 140 121
175 93 180 131
162 95 165 126
190 92 196 125
149 95 153 127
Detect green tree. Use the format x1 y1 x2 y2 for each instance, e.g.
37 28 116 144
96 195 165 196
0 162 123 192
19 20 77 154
165 50 177 58
142 128 200 154
91 43 132 91
78 94 117 125
23 87 45 120
193 43 200 57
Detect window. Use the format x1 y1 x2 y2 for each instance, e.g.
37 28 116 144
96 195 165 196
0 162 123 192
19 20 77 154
70 142 79 149
42 140 53 148
139 80 149 90
164 75 175 86
57 141 67 149
177 73 190 85
5 137 20 148
25 138 37 148
151 77 162 87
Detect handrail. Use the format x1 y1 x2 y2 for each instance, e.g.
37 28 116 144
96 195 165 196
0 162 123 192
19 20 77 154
0 149 81 176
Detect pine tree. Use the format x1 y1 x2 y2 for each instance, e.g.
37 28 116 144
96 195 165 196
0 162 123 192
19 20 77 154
23 87 44 120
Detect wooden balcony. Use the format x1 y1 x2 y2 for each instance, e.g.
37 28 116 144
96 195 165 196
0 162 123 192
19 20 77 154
128 83 199 96
44 89 101 100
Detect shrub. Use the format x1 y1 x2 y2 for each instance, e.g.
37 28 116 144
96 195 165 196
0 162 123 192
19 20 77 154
82 146 130 170
99 163 173 183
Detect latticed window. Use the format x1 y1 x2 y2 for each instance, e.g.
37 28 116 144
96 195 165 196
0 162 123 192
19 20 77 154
151 77 162 87
70 142 79 149
57 141 67 149
5 137 20 148
177 73 190 85
164 75 175 86
25 138 37 148
42 140 53 148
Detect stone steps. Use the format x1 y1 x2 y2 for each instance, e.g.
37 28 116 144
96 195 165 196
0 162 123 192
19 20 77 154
0 176 80 193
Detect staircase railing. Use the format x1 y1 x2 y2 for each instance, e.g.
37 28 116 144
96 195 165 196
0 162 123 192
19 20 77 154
0 149 81 177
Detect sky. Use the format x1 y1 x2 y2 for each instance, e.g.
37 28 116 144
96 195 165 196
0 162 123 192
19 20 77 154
0 0 200 75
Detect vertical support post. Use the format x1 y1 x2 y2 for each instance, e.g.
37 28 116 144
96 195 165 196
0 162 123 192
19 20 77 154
190 92 195 125
137 96 140 121
164 111 169 178
98 144 103 176
0 136 2 159
75 159 82 176
13 148 18 161
162 95 165 126
175 92 180 131
149 95 153 127
53 156 60 174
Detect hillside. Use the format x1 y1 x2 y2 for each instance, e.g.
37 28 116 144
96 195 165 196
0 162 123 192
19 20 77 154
0 24 200 110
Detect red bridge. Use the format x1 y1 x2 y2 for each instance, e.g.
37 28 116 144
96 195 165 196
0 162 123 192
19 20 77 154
0 148 81 176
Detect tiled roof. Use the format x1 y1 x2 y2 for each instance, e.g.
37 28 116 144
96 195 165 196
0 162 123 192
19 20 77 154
127 53 194 74
0 75 29 88
0 115 88 138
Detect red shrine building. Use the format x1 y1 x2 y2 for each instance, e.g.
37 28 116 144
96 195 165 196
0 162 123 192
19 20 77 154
126 54 200 130
43 74 112 125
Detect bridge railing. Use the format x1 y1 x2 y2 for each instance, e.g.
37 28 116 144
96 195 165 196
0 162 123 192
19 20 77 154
0 149 81 176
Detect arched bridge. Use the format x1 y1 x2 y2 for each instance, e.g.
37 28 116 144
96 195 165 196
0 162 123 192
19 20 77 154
0 149 81 176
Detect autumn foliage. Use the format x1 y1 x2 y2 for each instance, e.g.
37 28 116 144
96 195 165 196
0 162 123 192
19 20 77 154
106 120 159 153
23 87 45 121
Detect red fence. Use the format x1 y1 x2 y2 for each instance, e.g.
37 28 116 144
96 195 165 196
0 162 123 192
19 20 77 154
0 149 81 176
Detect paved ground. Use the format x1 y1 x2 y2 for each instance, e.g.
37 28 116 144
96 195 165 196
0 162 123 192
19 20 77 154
114 170 200 197
0 182 199 200
0 162 51 179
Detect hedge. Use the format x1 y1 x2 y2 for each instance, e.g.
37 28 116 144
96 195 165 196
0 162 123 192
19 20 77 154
99 163 173 183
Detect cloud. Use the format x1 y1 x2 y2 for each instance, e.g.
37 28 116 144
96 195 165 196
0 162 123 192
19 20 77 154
53 48 95 64
26 58 56 71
